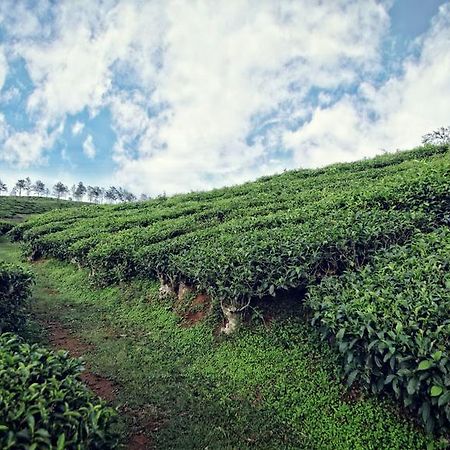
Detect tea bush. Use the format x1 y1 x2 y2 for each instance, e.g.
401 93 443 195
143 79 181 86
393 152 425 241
0 196 83 220
0 262 34 332
308 228 450 432
0 221 14 236
11 146 450 303
0 333 118 449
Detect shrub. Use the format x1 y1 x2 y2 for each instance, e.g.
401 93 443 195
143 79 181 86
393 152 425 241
0 262 34 333
307 228 450 432
0 333 118 449
0 221 14 236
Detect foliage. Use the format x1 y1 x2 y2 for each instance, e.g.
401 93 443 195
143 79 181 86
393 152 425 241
0 221 14 236
0 262 34 333
21 255 443 449
8 143 450 435
308 228 450 433
11 145 450 303
0 333 118 450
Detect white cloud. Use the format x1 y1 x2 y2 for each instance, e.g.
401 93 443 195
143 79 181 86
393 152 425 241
112 0 390 194
1 127 57 168
72 121 84 135
2 1 449 196
0 46 7 91
283 3 450 169
1 0 389 190
82 135 96 159
16 1 163 125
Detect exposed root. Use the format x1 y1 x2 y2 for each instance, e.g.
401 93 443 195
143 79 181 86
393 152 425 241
158 275 177 299
220 298 251 334
178 281 194 301
28 248 42 262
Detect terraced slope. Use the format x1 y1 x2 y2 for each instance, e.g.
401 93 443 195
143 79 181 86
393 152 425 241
11 144 450 433
12 145 450 297
0 196 85 235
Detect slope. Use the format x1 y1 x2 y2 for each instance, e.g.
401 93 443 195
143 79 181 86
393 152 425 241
9 143 450 434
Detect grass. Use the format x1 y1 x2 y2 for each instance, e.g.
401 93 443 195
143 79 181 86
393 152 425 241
0 237 445 449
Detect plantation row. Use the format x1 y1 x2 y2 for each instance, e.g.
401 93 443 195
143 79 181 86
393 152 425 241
10 144 450 432
11 145 450 299
0 262 118 449
0 197 84 237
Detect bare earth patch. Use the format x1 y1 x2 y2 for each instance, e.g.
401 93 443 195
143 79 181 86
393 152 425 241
182 293 211 327
40 318 154 449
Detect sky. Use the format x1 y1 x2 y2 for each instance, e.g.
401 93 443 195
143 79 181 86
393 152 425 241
0 0 449 196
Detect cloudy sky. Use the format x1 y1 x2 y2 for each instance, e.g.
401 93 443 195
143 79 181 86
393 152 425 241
0 0 449 196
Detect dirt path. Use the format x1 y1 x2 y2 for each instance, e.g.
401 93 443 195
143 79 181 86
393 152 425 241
40 318 152 450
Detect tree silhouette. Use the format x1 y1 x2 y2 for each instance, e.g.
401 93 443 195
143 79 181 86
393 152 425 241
24 177 33 196
422 126 450 145
15 179 26 196
33 180 46 196
72 182 87 201
53 182 69 200
0 180 7 195
3 177 142 203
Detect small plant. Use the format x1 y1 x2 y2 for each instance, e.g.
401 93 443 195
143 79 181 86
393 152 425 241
0 221 14 236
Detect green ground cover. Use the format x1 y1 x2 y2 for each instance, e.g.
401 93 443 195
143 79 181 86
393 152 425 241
0 237 444 449
0 196 84 222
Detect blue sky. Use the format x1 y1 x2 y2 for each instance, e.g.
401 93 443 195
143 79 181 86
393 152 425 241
0 0 449 196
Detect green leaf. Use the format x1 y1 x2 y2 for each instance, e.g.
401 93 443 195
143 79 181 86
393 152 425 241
437 390 450 407
347 370 358 386
407 377 418 395
432 350 442 361
417 360 432 371
336 328 345 340
421 401 431 425
430 386 443 397
57 433 66 450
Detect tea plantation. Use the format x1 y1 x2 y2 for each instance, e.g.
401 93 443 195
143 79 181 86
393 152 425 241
5 144 450 445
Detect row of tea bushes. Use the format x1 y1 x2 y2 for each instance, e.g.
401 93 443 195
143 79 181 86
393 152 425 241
10 147 450 305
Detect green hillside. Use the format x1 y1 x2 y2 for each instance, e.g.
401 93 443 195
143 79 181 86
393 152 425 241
9 144 450 439
0 196 85 235
0 196 84 221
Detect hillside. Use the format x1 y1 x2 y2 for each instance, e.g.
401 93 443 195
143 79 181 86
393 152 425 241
0 196 84 221
0 196 85 235
8 144 450 443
